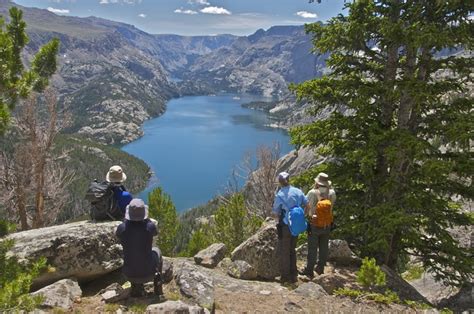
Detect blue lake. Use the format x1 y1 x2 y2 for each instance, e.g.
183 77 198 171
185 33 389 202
122 94 293 212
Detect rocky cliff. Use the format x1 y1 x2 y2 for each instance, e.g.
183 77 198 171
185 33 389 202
0 1 177 145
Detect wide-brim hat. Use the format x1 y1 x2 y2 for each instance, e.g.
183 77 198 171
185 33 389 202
314 172 329 187
106 165 127 183
125 198 149 221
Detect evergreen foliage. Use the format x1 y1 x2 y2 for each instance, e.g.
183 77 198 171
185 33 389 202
357 257 386 289
182 227 213 257
182 194 263 256
211 194 263 253
292 0 473 285
0 7 59 134
0 221 46 311
148 187 179 256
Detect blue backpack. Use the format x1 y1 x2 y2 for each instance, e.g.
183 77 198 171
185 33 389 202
278 196 307 237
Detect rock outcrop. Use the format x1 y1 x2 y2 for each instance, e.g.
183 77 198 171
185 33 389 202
174 260 215 310
231 219 279 279
31 279 82 310
7 221 122 288
193 243 226 268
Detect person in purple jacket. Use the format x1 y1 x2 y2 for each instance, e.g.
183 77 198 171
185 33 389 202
116 198 163 297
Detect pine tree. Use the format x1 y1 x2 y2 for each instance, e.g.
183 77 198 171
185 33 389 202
291 0 473 286
148 187 179 256
212 193 262 252
0 7 59 134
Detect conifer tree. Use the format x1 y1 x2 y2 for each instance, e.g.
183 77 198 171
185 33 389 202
148 187 179 256
0 7 59 134
292 0 473 286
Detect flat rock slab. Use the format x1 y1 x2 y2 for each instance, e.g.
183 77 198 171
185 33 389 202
146 300 207 314
8 221 123 288
31 279 82 310
174 260 215 311
293 282 328 298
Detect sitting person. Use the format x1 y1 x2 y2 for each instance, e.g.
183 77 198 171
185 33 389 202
116 198 163 297
106 165 133 218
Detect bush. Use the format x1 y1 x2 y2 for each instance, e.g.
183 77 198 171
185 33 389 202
0 225 47 311
181 193 263 256
357 257 386 289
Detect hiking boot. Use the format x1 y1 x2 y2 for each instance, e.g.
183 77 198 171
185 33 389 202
298 268 314 279
130 283 145 297
315 265 324 275
154 273 164 296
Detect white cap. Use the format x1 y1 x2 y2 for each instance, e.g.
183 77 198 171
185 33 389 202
278 171 290 181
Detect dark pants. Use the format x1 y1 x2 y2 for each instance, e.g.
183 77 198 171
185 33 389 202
305 225 330 273
279 224 297 282
129 247 163 296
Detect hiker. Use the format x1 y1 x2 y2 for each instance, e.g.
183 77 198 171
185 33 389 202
116 198 164 297
300 172 336 278
106 165 133 218
272 171 308 284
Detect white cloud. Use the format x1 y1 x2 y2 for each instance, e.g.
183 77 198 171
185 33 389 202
47 7 70 14
296 11 318 19
200 6 231 15
188 0 210 5
138 13 146 18
174 8 198 15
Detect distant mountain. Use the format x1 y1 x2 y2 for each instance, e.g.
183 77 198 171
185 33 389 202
182 25 328 97
1 1 177 145
153 34 238 77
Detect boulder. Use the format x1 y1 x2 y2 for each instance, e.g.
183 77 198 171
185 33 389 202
231 219 279 279
146 300 206 314
174 260 215 310
7 221 122 288
226 260 257 280
293 282 328 298
439 283 473 312
381 265 430 304
328 240 360 265
194 243 226 268
31 279 82 310
162 257 174 283
98 283 130 303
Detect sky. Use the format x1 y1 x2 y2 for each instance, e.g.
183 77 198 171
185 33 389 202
13 0 347 36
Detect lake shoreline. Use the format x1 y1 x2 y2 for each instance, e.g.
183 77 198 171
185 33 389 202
121 94 293 212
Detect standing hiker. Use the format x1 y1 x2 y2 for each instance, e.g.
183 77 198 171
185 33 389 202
272 171 308 284
116 198 164 297
300 172 336 278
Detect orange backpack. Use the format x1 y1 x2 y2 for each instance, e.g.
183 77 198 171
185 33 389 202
311 198 333 228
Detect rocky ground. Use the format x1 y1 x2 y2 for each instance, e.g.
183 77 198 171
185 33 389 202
7 219 463 313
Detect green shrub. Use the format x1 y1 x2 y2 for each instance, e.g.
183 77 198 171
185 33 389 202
357 257 386 289
182 228 213 257
0 238 47 311
402 264 424 281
